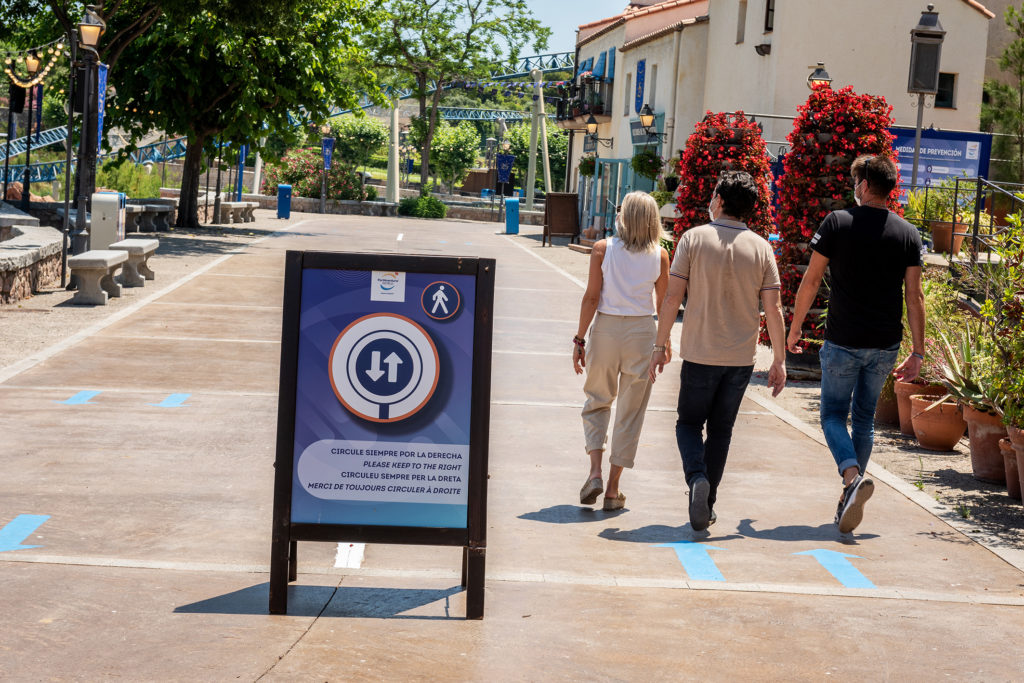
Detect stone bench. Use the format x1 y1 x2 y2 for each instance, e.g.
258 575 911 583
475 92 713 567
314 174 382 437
124 204 144 233
67 250 128 305
217 201 255 224
109 238 158 287
241 201 258 222
137 204 173 232
128 198 176 232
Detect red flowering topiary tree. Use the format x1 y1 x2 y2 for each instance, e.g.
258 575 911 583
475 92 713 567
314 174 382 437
770 84 902 349
674 111 775 250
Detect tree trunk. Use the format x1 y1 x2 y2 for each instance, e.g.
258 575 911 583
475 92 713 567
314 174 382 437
417 75 430 187
421 86 445 193
177 133 207 228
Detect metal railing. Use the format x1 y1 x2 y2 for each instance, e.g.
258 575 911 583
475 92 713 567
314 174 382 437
901 176 1023 306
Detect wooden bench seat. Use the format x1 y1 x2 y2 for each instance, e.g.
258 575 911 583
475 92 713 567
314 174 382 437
68 250 128 305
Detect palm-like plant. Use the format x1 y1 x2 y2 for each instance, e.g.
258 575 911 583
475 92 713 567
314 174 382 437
936 323 994 413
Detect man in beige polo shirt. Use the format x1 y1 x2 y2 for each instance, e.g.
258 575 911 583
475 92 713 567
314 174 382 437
650 171 787 531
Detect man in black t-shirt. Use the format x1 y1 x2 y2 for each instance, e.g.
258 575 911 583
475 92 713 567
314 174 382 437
786 155 926 534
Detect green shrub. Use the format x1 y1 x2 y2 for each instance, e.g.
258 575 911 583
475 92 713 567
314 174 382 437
398 196 420 216
96 159 161 197
417 195 447 218
364 185 378 201
397 194 447 218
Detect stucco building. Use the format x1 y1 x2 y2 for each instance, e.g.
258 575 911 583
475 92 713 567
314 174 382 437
561 0 993 234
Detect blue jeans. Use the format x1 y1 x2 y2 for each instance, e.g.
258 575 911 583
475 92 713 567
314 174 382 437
819 341 900 477
675 361 753 509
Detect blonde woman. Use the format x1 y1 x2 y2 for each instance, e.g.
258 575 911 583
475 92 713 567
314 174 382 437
573 191 671 510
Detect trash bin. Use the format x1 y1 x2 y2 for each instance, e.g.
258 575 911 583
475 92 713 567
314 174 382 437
504 197 519 235
277 184 292 219
91 191 126 249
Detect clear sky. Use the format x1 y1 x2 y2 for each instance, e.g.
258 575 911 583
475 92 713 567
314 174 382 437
526 0 629 54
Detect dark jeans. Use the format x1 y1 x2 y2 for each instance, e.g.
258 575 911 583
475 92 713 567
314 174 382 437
675 361 754 509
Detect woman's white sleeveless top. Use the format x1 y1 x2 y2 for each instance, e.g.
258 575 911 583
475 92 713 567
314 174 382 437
597 237 660 316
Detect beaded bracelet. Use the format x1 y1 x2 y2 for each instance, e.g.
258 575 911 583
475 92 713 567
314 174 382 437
572 335 586 350
911 352 924 360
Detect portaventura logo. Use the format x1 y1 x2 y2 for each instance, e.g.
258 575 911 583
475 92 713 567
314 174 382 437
377 272 400 291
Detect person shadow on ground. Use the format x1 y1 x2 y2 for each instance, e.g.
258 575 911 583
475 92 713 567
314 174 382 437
518 504 629 523
598 525 743 544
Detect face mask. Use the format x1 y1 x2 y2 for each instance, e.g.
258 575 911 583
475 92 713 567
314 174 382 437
708 196 717 221
854 179 863 207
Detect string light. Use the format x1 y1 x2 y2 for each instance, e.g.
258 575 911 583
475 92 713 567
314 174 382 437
3 38 66 88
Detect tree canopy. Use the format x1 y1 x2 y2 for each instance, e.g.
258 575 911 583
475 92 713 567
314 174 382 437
104 0 380 225
361 0 550 189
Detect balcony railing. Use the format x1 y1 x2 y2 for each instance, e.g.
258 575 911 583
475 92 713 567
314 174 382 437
555 80 614 123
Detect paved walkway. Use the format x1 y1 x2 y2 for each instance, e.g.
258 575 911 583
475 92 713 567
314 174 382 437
1 213 1023 680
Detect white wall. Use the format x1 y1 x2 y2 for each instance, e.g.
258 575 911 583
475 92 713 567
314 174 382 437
772 0 989 137
702 0 991 146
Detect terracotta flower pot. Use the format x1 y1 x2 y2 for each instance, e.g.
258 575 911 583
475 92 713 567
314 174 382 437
930 221 965 255
875 392 900 426
1000 438 1022 501
895 381 944 436
1008 425 1024 503
962 404 1007 484
910 394 966 451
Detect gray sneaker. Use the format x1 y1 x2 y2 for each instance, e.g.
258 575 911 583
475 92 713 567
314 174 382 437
689 477 711 531
837 475 874 533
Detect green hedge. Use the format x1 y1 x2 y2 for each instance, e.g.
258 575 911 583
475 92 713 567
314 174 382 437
398 195 447 218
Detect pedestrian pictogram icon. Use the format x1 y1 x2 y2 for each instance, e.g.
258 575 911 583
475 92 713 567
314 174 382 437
329 313 439 422
421 280 461 320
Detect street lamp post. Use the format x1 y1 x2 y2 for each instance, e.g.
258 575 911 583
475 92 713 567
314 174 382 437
73 5 105 256
20 51 40 210
908 4 945 190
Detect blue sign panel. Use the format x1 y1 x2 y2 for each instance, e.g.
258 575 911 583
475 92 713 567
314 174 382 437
290 267 478 528
891 127 991 189
96 63 108 154
496 153 515 184
321 137 335 171
635 59 645 114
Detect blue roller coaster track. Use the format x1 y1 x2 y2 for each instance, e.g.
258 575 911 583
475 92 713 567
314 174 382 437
4 53 573 184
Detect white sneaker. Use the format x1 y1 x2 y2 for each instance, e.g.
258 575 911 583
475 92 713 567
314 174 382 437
837 475 874 534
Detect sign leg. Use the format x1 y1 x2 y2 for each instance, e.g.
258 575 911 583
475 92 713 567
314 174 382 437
289 540 298 582
465 547 485 620
269 534 290 615
461 546 469 588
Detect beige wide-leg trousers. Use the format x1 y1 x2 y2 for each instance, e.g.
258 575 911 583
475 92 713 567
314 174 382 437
582 312 657 468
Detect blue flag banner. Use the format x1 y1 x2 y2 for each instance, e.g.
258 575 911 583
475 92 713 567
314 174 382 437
496 154 515 184
96 63 108 154
635 59 646 114
322 137 335 171
236 144 249 201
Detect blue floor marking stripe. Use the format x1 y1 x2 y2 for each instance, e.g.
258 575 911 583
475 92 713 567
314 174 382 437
150 393 191 408
56 390 101 405
794 549 876 589
654 541 726 582
0 514 50 552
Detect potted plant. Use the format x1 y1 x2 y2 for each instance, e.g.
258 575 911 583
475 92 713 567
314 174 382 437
936 325 1005 482
664 161 680 193
578 155 596 178
875 373 900 426
631 148 662 180
976 212 1024 461
909 392 967 451
904 177 980 255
